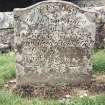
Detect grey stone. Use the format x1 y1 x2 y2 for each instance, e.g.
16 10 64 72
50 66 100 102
73 0 105 7
83 7 105 48
0 12 13 29
14 1 95 86
0 28 14 50
0 12 14 51
0 44 10 53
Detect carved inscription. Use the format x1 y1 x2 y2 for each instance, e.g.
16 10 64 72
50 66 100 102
14 1 95 85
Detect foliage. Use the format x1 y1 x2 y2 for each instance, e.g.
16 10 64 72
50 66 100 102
92 49 105 73
0 49 105 86
0 51 105 104
0 91 105 105
0 53 16 85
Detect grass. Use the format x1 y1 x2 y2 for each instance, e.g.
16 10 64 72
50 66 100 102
0 50 105 105
0 52 16 85
92 49 105 73
0 91 105 105
0 50 105 85
0 51 105 104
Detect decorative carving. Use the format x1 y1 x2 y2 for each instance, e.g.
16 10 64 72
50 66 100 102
14 1 95 86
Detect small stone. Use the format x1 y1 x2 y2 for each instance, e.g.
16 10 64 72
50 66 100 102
65 94 71 98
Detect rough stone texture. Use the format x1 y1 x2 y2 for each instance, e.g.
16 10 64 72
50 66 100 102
73 0 105 7
14 1 95 86
0 28 14 51
0 12 13 29
0 12 14 51
83 7 105 49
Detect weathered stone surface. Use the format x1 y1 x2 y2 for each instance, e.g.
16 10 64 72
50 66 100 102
83 7 105 48
0 12 14 51
0 28 14 50
73 0 105 7
0 12 13 29
14 1 95 86
0 44 10 53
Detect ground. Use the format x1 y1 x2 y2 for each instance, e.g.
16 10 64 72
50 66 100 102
0 50 105 105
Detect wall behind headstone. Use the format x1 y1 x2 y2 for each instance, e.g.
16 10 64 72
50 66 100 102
0 12 14 52
84 7 105 49
72 0 105 7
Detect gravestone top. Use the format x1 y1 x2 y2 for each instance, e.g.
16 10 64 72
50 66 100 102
14 1 95 86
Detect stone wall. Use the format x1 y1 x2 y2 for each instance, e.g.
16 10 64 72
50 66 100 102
73 0 105 7
72 0 105 49
0 3 105 53
84 7 105 48
0 12 14 52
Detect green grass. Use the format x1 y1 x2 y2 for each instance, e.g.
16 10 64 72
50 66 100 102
0 91 59 105
0 51 105 105
0 49 105 85
0 91 105 105
92 49 105 73
0 52 16 85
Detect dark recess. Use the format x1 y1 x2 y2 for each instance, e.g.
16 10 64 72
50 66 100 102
0 0 42 12
0 0 78 12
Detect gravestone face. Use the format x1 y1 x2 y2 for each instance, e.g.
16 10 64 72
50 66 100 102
14 1 95 86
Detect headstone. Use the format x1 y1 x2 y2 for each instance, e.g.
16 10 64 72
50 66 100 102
14 1 95 86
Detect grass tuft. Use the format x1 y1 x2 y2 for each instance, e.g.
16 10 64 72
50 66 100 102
0 91 105 105
0 52 104 104
92 49 105 73
0 53 16 85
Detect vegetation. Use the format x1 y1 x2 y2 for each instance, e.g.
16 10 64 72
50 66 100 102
0 91 105 105
92 49 105 73
0 50 104 85
0 50 105 85
0 50 105 104
0 52 16 85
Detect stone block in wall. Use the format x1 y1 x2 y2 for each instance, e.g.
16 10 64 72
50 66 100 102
0 12 13 29
83 7 105 49
0 12 14 52
0 28 14 50
73 0 105 7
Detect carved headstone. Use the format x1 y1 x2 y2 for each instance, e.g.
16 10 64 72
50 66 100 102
14 1 95 86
